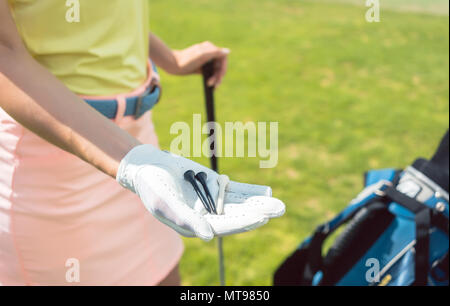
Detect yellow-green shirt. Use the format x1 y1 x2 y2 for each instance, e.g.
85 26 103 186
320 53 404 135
8 0 149 95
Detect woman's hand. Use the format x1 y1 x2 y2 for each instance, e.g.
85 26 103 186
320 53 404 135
149 34 229 88
116 144 286 241
172 42 230 87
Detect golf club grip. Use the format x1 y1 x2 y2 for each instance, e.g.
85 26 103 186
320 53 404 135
201 61 218 172
201 60 215 86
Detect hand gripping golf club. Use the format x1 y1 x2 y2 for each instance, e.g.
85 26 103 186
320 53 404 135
201 61 225 286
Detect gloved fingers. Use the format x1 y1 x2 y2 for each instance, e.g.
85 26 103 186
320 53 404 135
135 166 214 241
150 212 197 238
141 196 214 241
223 195 285 218
156 199 215 241
226 180 272 197
204 212 269 236
182 212 215 241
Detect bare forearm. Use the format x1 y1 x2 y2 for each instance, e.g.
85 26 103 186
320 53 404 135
149 33 180 74
0 47 140 177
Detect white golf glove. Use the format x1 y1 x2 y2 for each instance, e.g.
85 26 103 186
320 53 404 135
116 144 285 241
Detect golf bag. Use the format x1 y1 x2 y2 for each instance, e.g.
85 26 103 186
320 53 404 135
274 131 449 286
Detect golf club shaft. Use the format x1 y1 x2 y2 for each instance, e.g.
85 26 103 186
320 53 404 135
201 61 225 286
201 61 218 172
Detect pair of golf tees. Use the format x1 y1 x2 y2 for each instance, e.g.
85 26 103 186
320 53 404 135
184 170 230 215
184 170 217 214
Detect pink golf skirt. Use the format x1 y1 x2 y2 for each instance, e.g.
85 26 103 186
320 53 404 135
0 77 183 286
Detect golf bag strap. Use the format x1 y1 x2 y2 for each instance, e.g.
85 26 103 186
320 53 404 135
384 186 448 234
384 186 434 286
431 211 449 235
414 208 431 285
303 226 328 283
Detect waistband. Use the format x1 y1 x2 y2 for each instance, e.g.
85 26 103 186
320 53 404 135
80 60 161 122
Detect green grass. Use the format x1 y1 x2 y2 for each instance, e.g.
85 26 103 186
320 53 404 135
318 0 449 16
149 0 449 285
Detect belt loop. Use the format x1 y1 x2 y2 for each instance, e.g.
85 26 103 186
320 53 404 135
115 95 127 124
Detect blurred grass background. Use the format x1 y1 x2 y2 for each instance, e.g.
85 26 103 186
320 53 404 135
149 0 449 285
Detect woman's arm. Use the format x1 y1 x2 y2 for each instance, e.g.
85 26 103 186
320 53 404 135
149 33 229 87
0 0 139 178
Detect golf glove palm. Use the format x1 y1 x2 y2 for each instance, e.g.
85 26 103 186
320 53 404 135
117 144 285 241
